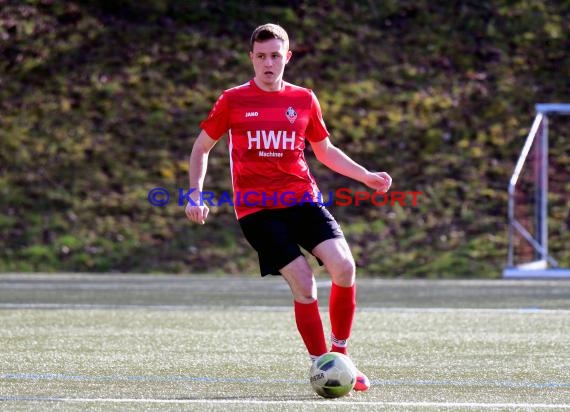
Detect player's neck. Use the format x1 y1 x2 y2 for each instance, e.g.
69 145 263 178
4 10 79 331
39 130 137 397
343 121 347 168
253 77 284 92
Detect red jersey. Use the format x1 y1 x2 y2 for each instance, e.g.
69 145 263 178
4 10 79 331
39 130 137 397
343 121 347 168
200 79 330 219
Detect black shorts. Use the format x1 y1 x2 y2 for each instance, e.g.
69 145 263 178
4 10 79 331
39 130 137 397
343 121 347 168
238 203 345 277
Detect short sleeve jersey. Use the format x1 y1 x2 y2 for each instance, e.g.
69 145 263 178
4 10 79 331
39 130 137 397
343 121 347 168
200 79 330 219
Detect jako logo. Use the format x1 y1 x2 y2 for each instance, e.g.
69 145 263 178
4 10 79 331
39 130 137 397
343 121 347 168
245 111 259 117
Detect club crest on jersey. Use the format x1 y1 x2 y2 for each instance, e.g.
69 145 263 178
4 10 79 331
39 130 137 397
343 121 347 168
285 107 297 124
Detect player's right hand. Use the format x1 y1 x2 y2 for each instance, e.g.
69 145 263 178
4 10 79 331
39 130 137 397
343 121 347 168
185 203 209 225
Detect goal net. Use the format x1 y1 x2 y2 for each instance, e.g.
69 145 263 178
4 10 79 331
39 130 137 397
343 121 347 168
503 104 570 278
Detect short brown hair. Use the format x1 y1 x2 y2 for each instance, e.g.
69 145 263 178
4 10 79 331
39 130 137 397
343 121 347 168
249 23 289 52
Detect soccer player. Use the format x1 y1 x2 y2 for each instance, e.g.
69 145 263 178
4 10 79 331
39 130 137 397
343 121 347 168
185 23 392 392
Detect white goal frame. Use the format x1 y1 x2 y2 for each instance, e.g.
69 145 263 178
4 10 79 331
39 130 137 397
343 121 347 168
503 103 570 279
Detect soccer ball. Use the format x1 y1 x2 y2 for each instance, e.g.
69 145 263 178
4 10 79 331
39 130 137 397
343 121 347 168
309 352 357 398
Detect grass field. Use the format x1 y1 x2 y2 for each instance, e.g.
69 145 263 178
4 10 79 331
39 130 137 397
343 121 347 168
1 274 570 411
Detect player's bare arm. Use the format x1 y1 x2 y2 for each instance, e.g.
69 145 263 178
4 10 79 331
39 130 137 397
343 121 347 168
186 130 218 225
310 137 392 193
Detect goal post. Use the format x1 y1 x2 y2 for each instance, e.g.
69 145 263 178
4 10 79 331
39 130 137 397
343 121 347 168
503 103 570 279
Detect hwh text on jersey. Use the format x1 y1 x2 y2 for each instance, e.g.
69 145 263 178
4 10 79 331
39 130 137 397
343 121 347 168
247 130 295 150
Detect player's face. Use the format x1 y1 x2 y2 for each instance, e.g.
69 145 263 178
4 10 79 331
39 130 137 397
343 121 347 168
249 39 292 91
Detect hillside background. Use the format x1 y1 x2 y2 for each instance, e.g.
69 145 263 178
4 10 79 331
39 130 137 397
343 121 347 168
1 0 569 277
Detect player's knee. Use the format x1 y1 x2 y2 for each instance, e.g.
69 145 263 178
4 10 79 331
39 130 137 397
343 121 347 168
297 277 317 302
329 256 356 286
336 255 356 276
287 271 317 303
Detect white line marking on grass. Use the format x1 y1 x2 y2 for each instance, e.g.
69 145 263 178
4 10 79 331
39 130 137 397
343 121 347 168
3 373 570 390
2 303 570 314
2 397 570 409
0 373 305 385
0 303 220 311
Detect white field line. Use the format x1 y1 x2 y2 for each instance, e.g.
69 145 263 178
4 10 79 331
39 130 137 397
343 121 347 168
1 302 569 314
3 372 570 390
2 397 570 409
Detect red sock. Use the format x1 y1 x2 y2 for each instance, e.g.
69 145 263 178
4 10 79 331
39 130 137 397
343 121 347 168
329 283 356 354
294 300 327 359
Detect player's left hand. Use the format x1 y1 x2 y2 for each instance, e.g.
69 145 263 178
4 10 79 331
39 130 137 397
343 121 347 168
185 203 209 225
364 171 392 193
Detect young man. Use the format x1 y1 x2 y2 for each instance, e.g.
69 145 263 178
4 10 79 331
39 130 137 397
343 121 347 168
185 23 392 392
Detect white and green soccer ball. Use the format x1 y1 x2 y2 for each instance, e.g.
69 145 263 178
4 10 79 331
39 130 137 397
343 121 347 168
309 352 357 398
